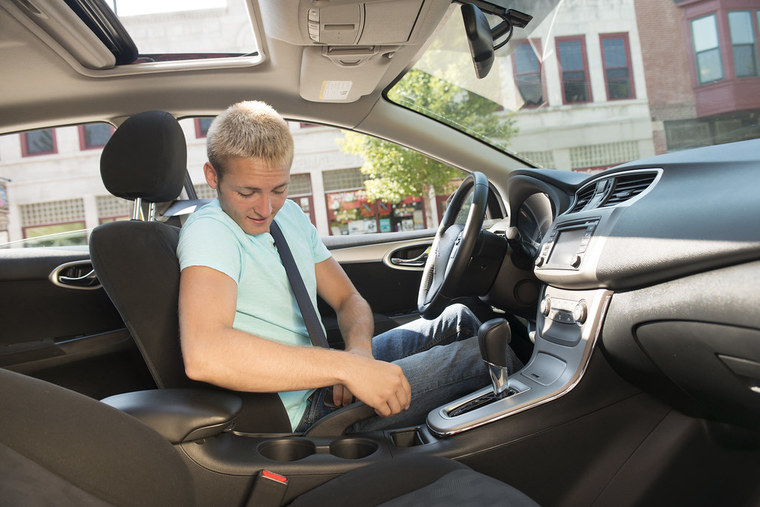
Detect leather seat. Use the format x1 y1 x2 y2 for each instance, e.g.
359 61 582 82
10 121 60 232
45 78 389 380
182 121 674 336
0 368 537 506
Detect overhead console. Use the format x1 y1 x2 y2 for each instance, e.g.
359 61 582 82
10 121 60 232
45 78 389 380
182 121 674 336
260 0 448 103
304 0 423 45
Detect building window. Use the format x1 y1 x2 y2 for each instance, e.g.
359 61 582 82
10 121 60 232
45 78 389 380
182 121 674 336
287 173 315 225
195 117 214 138
728 11 758 78
512 41 544 107
600 34 635 100
691 14 724 84
96 195 131 223
20 128 57 157
556 37 591 104
79 123 113 150
20 198 86 246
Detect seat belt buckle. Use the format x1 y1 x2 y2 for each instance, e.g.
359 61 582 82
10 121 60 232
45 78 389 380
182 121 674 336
245 469 288 507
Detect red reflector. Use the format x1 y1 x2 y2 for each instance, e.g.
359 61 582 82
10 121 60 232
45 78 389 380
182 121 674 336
261 470 288 484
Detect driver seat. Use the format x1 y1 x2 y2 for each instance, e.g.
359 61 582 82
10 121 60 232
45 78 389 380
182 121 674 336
88 110 290 432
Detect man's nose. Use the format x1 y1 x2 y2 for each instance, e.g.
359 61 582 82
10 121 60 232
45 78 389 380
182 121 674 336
254 194 273 217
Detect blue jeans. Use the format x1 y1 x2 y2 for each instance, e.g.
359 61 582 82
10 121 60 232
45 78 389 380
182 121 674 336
295 304 521 432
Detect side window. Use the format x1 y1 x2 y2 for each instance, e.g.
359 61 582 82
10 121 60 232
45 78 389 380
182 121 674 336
691 14 724 84
600 33 635 100
0 122 130 248
181 118 465 237
728 11 758 78
79 123 113 150
21 128 57 157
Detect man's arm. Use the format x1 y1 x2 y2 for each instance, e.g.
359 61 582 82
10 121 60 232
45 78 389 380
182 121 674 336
178 265 410 417
314 256 374 358
314 256 397 407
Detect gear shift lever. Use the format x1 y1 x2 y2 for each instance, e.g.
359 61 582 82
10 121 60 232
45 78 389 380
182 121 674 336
478 318 512 397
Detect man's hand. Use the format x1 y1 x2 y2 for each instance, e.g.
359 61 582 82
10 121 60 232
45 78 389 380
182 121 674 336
332 344 374 407
341 354 411 417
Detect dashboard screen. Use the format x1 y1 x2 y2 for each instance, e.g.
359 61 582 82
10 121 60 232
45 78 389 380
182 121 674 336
546 228 585 267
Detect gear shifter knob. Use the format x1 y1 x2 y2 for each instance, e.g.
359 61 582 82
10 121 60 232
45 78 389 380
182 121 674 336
478 318 512 396
478 318 511 367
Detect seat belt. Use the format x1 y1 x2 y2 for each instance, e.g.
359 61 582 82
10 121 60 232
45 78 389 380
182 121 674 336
269 220 330 349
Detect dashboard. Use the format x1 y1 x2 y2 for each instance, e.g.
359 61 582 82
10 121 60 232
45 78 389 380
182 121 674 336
478 139 760 432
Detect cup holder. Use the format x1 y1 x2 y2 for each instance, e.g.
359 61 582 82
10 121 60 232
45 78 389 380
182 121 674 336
329 438 378 459
257 437 379 462
258 439 316 462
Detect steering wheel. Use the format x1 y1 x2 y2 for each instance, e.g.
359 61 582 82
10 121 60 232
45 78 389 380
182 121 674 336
417 172 489 319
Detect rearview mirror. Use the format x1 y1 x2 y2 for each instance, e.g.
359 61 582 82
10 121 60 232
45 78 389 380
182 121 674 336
462 3 494 79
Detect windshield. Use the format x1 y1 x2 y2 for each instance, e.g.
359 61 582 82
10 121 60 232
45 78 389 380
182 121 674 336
388 0 760 172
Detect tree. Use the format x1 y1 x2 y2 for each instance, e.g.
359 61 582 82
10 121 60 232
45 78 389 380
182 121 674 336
338 68 516 229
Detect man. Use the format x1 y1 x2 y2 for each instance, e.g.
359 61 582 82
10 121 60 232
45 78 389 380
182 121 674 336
177 101 519 432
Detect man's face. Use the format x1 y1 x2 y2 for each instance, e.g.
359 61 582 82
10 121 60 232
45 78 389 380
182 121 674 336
204 157 290 235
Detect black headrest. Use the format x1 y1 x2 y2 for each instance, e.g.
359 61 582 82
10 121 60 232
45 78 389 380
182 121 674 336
100 110 187 202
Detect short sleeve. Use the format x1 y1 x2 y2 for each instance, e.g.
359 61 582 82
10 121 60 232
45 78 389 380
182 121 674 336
307 217 331 264
177 216 242 284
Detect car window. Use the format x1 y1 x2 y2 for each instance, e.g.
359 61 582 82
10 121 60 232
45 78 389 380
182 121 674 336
0 122 129 248
180 119 465 237
0 118 466 247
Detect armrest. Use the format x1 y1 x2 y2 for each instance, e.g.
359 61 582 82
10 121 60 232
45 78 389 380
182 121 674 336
101 389 242 444
304 402 375 437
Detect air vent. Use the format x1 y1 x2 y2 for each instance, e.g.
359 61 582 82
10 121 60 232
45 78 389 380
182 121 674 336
602 172 657 207
570 184 596 212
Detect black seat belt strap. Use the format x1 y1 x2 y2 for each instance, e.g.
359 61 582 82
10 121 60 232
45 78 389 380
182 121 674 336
269 220 330 349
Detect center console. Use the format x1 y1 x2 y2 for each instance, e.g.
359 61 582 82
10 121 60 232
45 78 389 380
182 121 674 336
427 285 611 436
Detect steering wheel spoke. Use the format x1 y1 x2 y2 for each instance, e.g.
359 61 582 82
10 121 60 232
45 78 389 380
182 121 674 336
417 172 490 319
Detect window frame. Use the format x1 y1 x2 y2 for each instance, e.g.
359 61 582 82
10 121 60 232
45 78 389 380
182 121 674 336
78 123 114 150
556 35 592 105
599 32 636 101
20 128 58 157
727 10 759 78
194 117 214 139
691 13 725 85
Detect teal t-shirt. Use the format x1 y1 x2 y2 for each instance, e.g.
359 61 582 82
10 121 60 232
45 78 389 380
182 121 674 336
177 198 331 430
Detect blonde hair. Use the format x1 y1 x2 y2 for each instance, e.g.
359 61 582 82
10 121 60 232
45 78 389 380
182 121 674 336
206 101 294 177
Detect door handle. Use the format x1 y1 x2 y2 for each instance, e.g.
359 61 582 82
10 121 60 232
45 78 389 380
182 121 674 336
49 260 102 290
389 247 430 269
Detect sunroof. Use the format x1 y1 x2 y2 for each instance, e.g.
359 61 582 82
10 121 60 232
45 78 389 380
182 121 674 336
101 0 258 63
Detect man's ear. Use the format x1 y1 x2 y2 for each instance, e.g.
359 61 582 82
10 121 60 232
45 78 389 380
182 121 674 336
203 162 219 189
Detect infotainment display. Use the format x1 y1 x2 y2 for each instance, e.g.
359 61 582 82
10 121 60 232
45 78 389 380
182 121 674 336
545 227 586 267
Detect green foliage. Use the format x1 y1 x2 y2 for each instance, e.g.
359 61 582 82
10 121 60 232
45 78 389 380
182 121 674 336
338 131 460 203
389 69 516 150
338 68 516 203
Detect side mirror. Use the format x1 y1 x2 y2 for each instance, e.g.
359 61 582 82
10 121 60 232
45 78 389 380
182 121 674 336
462 3 494 79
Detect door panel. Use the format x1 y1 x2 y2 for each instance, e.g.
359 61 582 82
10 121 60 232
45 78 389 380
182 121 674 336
0 247 154 397
319 233 433 346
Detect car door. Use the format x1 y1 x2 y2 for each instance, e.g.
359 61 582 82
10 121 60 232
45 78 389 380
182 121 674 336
0 123 154 398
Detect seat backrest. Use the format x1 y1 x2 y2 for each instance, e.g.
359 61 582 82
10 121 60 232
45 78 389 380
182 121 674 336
90 219 190 388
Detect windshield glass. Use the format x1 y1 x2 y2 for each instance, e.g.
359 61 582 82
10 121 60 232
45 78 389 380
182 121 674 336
389 0 760 172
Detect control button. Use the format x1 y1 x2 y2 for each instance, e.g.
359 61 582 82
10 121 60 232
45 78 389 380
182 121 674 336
572 300 588 324
571 255 582 268
308 8 319 22
308 21 320 41
540 297 551 317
